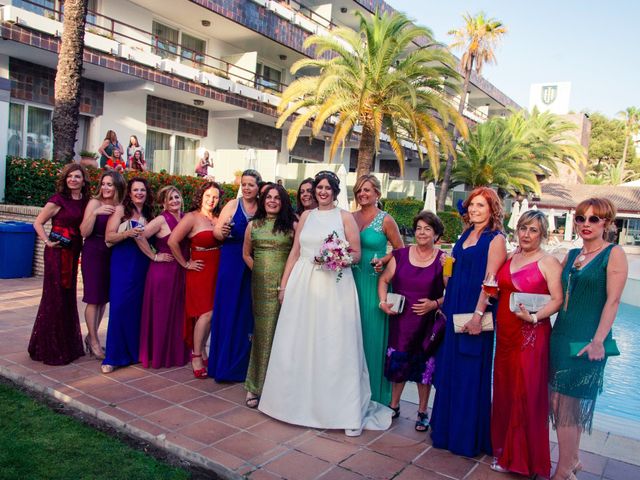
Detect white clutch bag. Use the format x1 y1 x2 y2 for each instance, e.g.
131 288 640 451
509 293 551 313
386 293 406 314
453 312 493 333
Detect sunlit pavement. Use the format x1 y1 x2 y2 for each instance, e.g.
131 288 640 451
1 276 639 479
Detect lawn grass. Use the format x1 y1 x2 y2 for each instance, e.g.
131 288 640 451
0 382 190 480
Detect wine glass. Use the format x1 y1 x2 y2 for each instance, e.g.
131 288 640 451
482 273 499 304
226 217 235 238
370 252 380 276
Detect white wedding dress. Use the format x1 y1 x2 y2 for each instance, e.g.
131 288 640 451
259 207 392 432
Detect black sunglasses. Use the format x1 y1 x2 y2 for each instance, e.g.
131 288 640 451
574 215 605 224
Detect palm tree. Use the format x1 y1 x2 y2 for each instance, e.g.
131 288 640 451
438 12 506 209
452 118 536 195
587 158 640 185
276 10 467 178
618 106 640 166
52 0 89 162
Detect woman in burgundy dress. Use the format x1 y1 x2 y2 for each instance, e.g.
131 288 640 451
80 170 125 359
378 211 447 431
491 210 563 477
28 164 90 365
138 186 189 368
168 181 223 378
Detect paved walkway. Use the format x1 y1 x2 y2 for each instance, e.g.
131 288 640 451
1 277 639 480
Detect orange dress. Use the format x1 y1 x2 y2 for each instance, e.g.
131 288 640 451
183 230 221 349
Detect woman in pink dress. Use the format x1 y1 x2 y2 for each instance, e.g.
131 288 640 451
491 210 563 477
138 186 189 369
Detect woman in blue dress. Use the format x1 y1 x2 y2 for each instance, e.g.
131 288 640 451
430 187 506 457
209 169 261 381
101 177 172 373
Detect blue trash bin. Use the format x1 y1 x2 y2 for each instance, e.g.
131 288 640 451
0 221 36 278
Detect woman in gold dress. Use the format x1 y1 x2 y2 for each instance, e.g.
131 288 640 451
242 184 297 407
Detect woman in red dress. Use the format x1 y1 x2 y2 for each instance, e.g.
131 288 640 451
168 181 223 378
491 210 563 478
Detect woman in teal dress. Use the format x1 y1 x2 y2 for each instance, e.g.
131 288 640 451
242 184 296 407
352 174 403 406
549 198 627 480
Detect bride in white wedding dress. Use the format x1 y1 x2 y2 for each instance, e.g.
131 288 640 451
258 171 392 436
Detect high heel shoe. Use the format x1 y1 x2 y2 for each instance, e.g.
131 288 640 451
571 460 583 474
84 335 105 360
191 352 207 379
100 364 115 374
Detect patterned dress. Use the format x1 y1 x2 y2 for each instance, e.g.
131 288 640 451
28 193 87 365
549 244 616 433
245 218 293 395
353 211 392 404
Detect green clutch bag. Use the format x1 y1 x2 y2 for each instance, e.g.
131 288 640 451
569 339 620 358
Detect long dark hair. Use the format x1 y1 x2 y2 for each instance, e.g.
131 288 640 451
191 181 223 217
56 163 91 199
313 170 340 201
295 177 315 215
123 177 154 220
95 170 126 204
252 184 296 235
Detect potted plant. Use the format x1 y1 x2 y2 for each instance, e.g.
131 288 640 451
79 150 98 168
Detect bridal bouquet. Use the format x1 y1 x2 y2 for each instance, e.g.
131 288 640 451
314 231 354 282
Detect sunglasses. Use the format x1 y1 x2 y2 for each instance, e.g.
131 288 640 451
574 215 605 224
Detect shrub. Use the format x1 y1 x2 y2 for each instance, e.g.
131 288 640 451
5 157 239 212
383 198 424 233
438 211 464 243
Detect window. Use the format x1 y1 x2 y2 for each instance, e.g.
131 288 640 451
256 62 282 92
152 21 179 60
146 130 200 175
289 156 319 164
378 158 400 178
152 21 206 66
7 102 91 160
15 0 97 25
181 34 206 65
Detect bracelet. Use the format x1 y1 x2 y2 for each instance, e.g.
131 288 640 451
379 301 385 309
277 286 285 292
185 261 191 269
474 310 485 317
530 313 538 324
153 254 157 262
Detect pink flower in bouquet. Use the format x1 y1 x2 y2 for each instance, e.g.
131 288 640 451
313 231 354 282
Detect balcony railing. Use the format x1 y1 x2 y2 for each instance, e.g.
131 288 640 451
4 0 289 96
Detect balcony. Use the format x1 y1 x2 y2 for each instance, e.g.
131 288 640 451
1 0 289 105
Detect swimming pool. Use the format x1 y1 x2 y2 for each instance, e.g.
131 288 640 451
594 302 640 437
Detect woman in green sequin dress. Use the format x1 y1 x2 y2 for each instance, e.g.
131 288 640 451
352 175 403 406
549 198 627 480
242 184 296 408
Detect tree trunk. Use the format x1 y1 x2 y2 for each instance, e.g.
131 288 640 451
621 133 630 166
355 121 376 179
437 60 473 211
52 0 88 163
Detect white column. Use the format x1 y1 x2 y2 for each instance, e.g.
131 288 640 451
0 54 10 202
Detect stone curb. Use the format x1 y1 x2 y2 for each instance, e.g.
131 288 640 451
0 365 244 480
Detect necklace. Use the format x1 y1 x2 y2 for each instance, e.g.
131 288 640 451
574 243 605 268
413 246 436 264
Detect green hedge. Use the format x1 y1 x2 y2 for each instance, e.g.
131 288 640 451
381 198 464 243
5 157 239 211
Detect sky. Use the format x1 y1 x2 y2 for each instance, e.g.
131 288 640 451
387 0 638 117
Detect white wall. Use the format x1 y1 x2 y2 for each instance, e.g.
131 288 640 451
93 90 148 153
529 82 571 115
102 0 153 49
204 117 239 151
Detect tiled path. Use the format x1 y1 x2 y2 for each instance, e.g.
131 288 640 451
1 277 639 480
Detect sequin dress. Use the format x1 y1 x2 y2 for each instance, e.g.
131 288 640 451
28 193 87 365
549 244 615 433
245 218 293 395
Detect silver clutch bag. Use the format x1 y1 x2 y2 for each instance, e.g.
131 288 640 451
509 293 551 313
386 293 406 314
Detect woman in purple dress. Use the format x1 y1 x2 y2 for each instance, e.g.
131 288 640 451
29 164 90 365
80 170 126 360
378 211 446 431
138 186 189 369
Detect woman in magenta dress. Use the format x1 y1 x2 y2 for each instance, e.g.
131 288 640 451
80 170 125 360
378 211 446 431
491 210 563 477
169 181 223 378
138 186 189 369
28 164 90 365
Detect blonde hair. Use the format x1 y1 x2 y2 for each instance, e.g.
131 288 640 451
353 174 382 198
517 210 549 239
157 186 181 207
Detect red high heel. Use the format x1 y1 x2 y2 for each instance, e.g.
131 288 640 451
191 352 207 379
